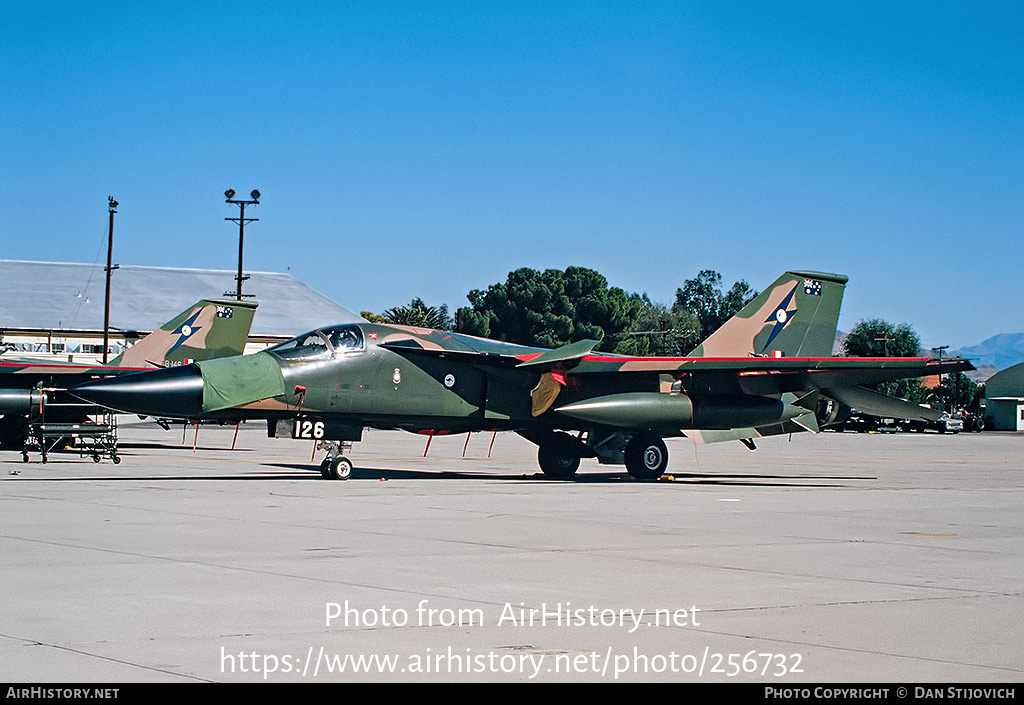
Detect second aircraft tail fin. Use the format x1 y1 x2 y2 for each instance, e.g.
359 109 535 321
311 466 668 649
110 299 257 368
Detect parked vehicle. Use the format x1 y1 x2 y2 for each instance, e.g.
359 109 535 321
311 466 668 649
897 413 962 434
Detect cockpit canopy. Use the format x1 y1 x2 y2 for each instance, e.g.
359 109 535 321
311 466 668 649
267 324 365 360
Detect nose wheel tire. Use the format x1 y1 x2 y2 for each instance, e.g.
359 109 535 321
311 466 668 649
625 434 668 480
321 456 353 480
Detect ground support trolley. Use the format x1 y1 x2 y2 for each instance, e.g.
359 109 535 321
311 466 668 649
23 412 120 464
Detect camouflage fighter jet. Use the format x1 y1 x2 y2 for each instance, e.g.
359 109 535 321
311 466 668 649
69 272 972 480
0 299 256 450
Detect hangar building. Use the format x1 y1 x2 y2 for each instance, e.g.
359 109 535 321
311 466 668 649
984 362 1024 432
0 260 363 362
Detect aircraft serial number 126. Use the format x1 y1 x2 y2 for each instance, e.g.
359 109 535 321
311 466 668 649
293 419 326 439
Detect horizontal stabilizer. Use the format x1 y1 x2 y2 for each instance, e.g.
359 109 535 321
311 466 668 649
825 385 943 422
686 412 819 445
567 355 973 387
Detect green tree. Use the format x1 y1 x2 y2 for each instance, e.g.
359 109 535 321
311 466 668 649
842 319 927 401
456 266 644 352
625 296 701 356
842 318 922 358
380 298 455 330
672 270 757 339
927 372 983 414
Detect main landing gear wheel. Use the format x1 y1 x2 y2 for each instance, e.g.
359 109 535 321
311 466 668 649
625 433 668 480
537 433 581 479
321 456 353 480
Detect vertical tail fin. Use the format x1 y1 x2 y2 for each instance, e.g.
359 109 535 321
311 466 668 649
688 271 847 358
110 299 257 368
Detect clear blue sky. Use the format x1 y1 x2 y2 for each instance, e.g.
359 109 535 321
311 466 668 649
2 1 1021 349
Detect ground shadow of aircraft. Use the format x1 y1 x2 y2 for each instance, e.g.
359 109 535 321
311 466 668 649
8 463 865 488
261 462 872 487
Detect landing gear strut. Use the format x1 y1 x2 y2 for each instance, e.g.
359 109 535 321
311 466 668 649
318 439 353 480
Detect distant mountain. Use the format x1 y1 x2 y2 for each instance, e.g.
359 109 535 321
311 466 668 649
954 333 1024 372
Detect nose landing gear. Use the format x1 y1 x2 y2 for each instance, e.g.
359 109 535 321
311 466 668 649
318 440 354 480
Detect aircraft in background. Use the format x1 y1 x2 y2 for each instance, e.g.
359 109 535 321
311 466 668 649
70 272 972 480
0 299 257 451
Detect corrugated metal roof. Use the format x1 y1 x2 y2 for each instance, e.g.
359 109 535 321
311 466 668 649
0 260 363 337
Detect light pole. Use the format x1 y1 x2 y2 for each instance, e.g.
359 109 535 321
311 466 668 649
102 196 120 363
874 335 892 357
931 346 953 413
224 188 260 300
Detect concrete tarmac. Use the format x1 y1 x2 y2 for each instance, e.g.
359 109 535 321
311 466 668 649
1 421 1021 683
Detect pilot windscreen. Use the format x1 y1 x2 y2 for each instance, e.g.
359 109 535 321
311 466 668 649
268 332 331 360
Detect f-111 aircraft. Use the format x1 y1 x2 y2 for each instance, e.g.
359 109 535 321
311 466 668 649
0 299 256 451
70 271 971 479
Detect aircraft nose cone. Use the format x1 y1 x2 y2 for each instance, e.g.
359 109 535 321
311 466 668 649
70 364 204 418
